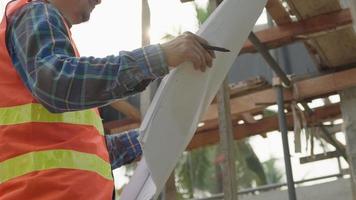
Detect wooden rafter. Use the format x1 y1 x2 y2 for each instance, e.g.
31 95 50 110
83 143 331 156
241 8 353 54
188 103 341 150
285 0 356 68
203 67 356 122
266 0 292 25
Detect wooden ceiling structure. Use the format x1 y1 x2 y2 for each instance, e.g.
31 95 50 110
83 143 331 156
104 0 356 151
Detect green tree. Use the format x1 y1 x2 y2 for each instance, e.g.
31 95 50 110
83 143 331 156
175 147 219 199
262 157 283 184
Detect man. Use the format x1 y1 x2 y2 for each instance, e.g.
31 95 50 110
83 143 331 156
0 0 215 199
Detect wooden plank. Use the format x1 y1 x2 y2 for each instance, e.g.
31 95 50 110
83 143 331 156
197 109 264 133
241 9 353 54
203 87 291 121
309 28 356 68
229 76 269 98
203 67 356 121
242 113 258 123
211 77 269 103
266 0 292 25
216 78 238 200
286 0 356 67
188 103 341 150
286 0 341 19
294 67 356 99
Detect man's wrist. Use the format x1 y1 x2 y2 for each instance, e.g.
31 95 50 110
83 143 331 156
133 44 169 78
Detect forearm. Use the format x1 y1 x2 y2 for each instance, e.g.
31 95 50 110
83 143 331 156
30 45 168 113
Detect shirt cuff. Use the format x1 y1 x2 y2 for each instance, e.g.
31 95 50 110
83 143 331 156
105 129 143 169
131 44 169 79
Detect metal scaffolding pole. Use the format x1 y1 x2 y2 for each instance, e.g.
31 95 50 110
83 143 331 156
192 173 344 200
248 32 297 200
276 83 297 200
248 32 291 87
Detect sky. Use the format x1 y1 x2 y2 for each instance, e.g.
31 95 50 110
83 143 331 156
0 0 347 194
71 0 205 57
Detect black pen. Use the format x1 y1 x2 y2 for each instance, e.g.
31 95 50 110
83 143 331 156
200 43 231 52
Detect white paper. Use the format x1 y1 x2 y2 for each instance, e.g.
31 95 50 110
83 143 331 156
121 0 267 199
119 158 156 200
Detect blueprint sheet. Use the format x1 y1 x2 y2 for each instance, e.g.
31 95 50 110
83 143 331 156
120 0 267 199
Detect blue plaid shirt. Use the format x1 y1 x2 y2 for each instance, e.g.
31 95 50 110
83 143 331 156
6 1 168 169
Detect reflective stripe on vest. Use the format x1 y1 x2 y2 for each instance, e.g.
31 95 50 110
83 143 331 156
0 149 113 183
0 103 104 135
0 0 114 197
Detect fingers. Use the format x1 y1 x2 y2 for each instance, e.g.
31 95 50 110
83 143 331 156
184 31 216 59
182 32 214 72
160 31 216 71
192 45 207 72
192 40 211 71
189 51 202 71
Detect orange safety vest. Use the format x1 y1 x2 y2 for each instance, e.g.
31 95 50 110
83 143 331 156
0 0 114 199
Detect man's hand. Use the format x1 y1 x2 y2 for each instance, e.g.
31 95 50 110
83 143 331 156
160 31 216 72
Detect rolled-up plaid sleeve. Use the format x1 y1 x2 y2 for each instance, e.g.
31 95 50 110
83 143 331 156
7 2 169 113
105 130 142 169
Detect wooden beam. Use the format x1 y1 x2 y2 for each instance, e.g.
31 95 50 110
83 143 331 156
203 86 289 121
203 67 356 122
197 109 265 133
105 101 341 150
241 8 353 54
211 76 269 103
285 0 356 68
266 0 292 25
241 113 258 124
229 76 269 98
285 0 341 19
188 103 341 150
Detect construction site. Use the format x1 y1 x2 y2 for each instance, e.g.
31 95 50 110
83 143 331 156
101 0 356 199
3 0 356 199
